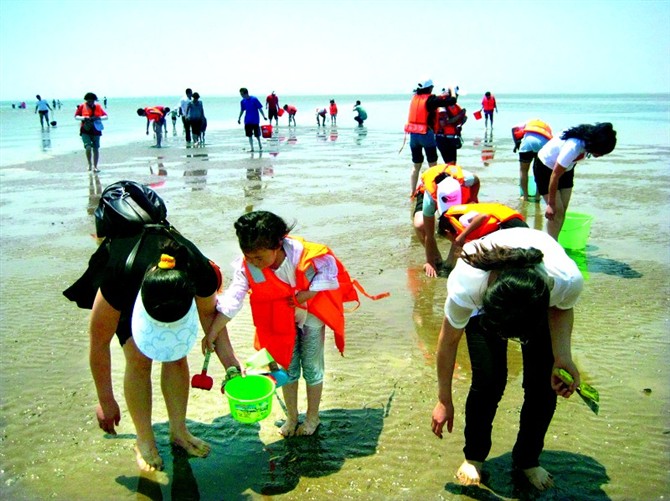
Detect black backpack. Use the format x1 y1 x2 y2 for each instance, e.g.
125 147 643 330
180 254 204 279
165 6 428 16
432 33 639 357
94 180 168 238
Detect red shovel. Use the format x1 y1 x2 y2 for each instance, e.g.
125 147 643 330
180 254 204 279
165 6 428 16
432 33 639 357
191 351 213 390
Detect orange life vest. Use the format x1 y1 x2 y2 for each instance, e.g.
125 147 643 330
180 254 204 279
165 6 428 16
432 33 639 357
512 119 553 141
482 95 496 111
242 237 357 368
76 102 105 118
434 103 465 135
145 106 166 122
417 164 472 205
405 94 431 134
442 203 524 241
329 103 338 115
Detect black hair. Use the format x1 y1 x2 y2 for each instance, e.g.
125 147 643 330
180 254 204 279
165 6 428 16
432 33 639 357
561 122 617 156
462 243 550 342
239 87 248 95
234 211 296 253
84 92 97 101
192 92 200 100
136 108 146 116
485 91 491 97
140 240 195 322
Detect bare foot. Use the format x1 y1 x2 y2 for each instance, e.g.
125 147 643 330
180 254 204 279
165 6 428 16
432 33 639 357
279 418 298 437
523 466 554 490
134 442 164 472
170 432 210 458
456 460 482 486
296 416 320 436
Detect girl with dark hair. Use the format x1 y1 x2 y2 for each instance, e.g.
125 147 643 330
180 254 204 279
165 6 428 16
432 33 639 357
431 227 584 491
84 228 238 472
205 211 364 437
534 122 617 239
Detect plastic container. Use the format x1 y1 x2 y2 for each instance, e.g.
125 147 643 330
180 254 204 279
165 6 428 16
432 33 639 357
519 176 538 197
473 110 482 120
261 124 273 138
225 375 275 423
558 212 593 250
278 107 285 117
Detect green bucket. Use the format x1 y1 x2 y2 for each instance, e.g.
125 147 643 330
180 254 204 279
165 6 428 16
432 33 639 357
225 375 275 424
558 212 593 250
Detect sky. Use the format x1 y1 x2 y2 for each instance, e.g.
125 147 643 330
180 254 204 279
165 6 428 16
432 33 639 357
1 0 669 101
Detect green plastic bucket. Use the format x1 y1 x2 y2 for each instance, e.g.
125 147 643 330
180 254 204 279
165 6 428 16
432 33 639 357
225 375 275 424
558 212 593 250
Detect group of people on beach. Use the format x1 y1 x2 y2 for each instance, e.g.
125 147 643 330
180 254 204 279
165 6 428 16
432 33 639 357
404 77 616 490
65 79 617 493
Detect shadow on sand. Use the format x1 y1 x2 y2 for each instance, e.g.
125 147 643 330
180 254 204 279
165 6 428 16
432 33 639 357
115 405 386 500
444 450 611 501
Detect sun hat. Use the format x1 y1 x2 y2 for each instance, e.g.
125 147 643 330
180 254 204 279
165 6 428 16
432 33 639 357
436 176 462 215
418 78 434 89
131 293 199 362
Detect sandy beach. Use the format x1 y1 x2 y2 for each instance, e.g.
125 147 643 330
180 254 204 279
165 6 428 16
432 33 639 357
1 121 669 500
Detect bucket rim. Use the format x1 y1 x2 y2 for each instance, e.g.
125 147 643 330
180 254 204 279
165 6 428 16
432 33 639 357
225 374 275 403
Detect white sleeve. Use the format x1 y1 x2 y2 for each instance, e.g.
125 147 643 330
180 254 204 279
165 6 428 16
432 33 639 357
308 254 339 292
555 139 584 170
215 257 249 319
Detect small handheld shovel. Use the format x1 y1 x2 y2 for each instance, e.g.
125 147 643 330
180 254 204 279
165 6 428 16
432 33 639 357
553 368 599 415
191 351 213 391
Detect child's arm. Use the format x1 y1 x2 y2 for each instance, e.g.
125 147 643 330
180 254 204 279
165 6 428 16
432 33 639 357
202 311 241 370
454 213 488 246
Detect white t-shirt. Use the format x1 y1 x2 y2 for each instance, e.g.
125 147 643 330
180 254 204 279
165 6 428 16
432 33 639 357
180 95 191 116
216 237 338 328
537 136 586 172
444 228 583 329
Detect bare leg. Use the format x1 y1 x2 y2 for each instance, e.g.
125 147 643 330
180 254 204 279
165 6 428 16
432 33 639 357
410 162 422 196
248 136 254 151
85 147 93 170
519 161 531 200
123 341 163 471
456 459 483 486
92 148 100 172
545 187 572 240
279 381 299 436
296 382 322 435
413 209 426 243
257 136 263 151
161 358 210 458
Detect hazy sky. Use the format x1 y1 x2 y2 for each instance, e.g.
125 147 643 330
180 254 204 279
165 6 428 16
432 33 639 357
1 0 669 100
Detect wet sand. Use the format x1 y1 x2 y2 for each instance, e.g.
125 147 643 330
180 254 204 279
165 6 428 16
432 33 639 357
1 126 669 500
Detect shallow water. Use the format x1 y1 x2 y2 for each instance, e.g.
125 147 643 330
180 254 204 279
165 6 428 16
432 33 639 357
1 104 669 500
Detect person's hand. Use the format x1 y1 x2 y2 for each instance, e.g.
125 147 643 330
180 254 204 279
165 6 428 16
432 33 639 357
545 204 556 220
551 360 580 398
431 400 454 438
146 130 149 135
423 262 438 278
95 399 121 435
237 119 241 125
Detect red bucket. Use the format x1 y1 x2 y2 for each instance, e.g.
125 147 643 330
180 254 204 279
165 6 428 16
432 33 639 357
261 124 273 138
473 110 482 120
277 108 285 117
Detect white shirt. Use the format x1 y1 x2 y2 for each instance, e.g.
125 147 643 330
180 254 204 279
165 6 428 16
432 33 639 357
537 136 586 172
216 238 339 327
179 95 191 116
444 228 584 329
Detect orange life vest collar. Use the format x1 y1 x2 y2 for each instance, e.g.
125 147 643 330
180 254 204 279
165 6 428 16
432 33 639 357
512 119 553 141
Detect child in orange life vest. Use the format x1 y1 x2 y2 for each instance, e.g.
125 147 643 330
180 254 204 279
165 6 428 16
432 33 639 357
204 211 344 437
283 104 297 126
329 99 338 125
137 106 170 147
413 164 480 278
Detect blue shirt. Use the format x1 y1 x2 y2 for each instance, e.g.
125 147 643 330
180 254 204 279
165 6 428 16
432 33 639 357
240 96 263 124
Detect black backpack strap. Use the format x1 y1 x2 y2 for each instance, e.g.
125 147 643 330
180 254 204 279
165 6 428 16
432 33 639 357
123 223 176 278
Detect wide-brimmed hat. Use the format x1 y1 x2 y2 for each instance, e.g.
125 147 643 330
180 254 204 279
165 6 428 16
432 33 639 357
131 293 198 362
418 78 434 89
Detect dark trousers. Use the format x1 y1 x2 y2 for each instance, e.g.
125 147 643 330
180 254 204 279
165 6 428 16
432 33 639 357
436 135 460 164
182 116 192 142
463 315 557 469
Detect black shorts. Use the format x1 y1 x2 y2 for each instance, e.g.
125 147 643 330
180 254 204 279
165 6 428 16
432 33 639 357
519 150 537 163
413 191 424 215
410 145 438 164
245 123 260 137
268 109 278 120
533 158 575 195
